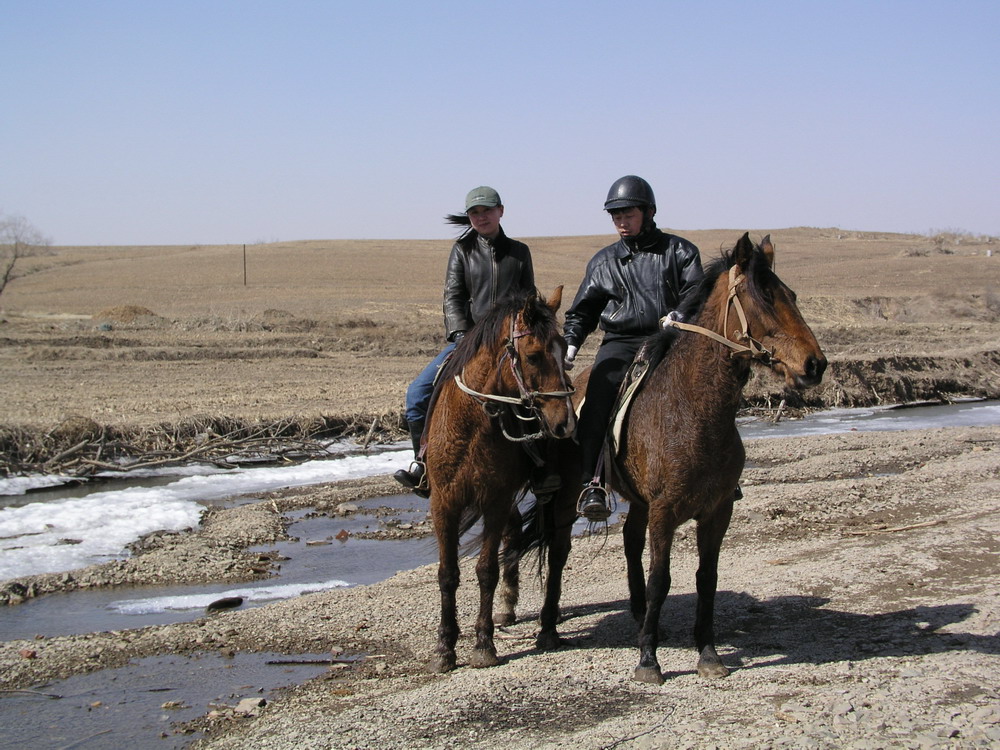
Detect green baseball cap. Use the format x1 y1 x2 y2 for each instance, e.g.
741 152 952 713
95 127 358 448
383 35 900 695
465 186 501 211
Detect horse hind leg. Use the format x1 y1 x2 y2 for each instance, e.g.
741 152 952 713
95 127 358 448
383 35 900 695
622 500 649 622
495 506 523 627
693 499 734 679
534 483 576 651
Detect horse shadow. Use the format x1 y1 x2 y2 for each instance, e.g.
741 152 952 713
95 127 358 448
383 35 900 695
503 591 1000 674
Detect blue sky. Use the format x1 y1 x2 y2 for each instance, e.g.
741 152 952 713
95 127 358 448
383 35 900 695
2 1 998 246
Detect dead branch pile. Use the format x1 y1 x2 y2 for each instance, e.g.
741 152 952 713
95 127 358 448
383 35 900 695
0 412 407 479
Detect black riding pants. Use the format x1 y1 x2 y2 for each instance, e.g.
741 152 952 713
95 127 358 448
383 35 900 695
576 334 647 486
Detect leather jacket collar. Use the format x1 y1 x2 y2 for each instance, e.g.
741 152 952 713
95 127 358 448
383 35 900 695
469 227 511 257
615 223 664 258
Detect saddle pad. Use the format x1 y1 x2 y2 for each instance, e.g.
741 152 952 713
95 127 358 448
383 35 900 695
609 345 653 457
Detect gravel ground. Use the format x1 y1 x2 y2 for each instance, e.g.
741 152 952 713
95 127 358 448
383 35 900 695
2 425 997 749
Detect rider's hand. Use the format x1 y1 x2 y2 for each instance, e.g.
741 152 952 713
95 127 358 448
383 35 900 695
564 345 578 370
660 310 683 329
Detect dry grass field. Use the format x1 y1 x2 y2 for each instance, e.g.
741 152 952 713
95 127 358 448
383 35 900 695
1 226 998 451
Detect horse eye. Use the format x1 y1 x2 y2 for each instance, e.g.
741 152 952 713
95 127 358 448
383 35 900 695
525 352 544 367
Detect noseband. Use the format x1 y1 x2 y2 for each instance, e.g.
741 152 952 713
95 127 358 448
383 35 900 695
454 316 575 442
666 265 779 367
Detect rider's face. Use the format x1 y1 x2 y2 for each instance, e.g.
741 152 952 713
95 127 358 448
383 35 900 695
467 204 504 239
609 206 645 238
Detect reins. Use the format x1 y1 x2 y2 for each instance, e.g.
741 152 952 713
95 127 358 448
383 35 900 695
453 316 575 442
666 265 779 366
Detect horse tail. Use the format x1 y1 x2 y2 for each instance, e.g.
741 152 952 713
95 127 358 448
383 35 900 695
456 486 530 557
511 493 555 579
455 506 485 557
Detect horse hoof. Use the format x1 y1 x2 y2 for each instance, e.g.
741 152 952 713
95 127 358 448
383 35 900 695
495 612 515 627
535 631 564 651
633 665 664 685
469 649 500 669
697 651 731 679
429 654 456 673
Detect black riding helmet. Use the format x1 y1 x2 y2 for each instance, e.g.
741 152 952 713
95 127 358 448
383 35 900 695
604 175 656 212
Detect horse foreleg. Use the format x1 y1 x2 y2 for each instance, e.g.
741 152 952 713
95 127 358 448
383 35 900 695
622 501 649 622
693 498 734 679
430 513 461 673
634 532 674 685
496 505 523 627
536 488 576 650
470 511 506 668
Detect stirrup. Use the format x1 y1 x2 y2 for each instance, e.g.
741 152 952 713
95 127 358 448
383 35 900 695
576 483 613 521
394 460 427 490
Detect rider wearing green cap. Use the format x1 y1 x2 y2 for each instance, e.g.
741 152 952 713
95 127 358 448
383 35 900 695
394 186 536 493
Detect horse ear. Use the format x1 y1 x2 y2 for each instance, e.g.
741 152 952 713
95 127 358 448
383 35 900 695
759 234 775 268
733 232 754 267
545 285 563 313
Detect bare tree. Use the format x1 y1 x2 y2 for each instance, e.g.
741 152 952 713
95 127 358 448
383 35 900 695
0 212 52 298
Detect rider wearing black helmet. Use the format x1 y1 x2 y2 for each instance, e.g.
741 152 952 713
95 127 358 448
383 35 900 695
563 175 705 521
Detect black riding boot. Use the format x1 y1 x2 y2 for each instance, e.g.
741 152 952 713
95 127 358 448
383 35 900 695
577 482 612 522
393 420 428 495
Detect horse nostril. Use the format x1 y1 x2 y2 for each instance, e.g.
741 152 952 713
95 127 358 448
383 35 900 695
807 355 827 380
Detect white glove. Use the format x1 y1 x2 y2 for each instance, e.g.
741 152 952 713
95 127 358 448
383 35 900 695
660 310 683 329
564 345 578 370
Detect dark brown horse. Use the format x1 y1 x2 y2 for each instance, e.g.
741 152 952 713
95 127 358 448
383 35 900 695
526 233 826 684
427 287 576 673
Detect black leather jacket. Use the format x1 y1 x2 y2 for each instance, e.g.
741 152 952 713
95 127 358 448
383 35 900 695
443 227 535 341
563 227 703 348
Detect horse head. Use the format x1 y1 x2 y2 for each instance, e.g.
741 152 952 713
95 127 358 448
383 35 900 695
720 233 827 389
507 286 577 439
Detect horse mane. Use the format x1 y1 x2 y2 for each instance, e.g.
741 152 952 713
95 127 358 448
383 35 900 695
643 237 776 372
434 287 554 392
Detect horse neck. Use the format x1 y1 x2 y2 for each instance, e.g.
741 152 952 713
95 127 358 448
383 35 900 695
462 339 511 396
652 281 750 418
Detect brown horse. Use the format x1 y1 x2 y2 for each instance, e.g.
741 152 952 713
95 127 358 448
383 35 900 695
526 233 826 684
427 287 576 673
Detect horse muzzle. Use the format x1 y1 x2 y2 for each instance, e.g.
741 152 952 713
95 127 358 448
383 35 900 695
785 353 827 388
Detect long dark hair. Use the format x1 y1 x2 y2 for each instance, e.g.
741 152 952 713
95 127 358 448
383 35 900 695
444 212 477 248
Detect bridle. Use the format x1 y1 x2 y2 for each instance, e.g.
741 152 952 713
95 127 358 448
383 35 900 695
454 316 575 442
666 265 780 367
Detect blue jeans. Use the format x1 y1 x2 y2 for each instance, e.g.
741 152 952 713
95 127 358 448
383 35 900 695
404 342 457 425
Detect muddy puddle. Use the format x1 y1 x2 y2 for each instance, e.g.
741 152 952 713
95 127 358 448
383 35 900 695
0 650 336 749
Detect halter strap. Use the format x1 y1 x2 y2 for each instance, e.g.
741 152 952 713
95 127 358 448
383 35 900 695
665 265 778 365
454 315 575 407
